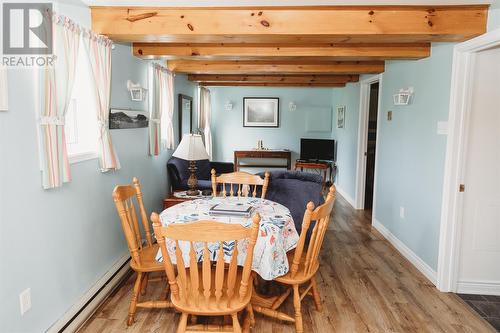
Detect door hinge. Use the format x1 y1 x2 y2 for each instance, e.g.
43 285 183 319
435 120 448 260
459 184 465 192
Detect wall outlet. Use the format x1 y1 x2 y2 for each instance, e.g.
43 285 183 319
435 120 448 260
19 288 31 315
400 206 405 219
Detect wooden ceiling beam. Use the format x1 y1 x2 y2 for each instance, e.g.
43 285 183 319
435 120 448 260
91 6 488 43
188 74 359 84
133 43 431 60
199 82 346 87
167 60 384 74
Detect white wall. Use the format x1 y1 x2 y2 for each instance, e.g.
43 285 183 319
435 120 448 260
0 3 172 332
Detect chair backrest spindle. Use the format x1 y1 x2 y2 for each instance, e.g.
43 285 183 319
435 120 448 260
152 213 261 310
112 178 155 268
211 169 270 199
290 185 336 279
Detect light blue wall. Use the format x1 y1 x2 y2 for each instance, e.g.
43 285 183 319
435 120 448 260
331 82 360 200
110 44 148 113
488 1 500 31
210 87 335 164
373 44 454 271
0 6 171 333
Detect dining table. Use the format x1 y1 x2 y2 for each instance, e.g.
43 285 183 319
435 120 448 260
155 196 300 281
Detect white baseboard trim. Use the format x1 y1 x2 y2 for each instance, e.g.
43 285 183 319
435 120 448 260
372 219 437 286
457 280 500 295
47 253 131 333
335 185 356 208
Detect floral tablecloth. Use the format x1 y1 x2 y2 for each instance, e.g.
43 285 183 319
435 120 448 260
156 197 299 280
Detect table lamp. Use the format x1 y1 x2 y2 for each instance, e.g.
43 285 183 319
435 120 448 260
173 134 209 196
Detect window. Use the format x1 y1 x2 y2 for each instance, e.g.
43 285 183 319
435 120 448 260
64 39 98 164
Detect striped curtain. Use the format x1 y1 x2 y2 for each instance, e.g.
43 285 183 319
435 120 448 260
38 18 80 189
148 64 174 155
199 87 212 159
163 71 175 150
83 34 120 171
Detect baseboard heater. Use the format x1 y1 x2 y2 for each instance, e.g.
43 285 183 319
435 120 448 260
47 254 131 333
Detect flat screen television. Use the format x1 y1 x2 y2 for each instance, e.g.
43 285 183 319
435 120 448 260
300 138 335 161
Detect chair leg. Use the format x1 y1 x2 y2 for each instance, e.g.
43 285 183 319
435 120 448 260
127 272 143 326
232 313 242 333
310 276 323 312
292 284 303 333
242 303 255 333
140 272 149 295
177 313 188 333
247 304 255 327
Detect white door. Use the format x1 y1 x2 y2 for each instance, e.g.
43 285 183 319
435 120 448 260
457 45 500 294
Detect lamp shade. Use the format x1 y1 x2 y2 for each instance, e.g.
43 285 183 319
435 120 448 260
173 134 209 161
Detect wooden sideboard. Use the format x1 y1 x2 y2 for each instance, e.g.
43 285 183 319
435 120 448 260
234 150 291 171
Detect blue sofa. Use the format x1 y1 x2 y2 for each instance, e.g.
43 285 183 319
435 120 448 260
167 157 234 191
258 170 324 235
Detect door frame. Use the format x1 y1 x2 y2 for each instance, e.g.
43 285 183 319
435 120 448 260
437 27 500 292
354 74 383 211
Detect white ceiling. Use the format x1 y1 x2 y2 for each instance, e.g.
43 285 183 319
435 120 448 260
82 0 493 7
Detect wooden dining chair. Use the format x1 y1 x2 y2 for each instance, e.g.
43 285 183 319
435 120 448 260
152 212 261 333
211 169 270 199
112 178 172 326
253 185 336 333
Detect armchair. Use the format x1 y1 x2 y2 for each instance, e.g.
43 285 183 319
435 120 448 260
167 156 234 191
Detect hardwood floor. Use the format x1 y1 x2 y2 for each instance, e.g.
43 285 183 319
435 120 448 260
79 195 496 332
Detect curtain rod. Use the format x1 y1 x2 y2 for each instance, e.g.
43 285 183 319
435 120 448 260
151 63 174 75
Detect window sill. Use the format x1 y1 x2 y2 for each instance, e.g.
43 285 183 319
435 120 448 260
68 152 98 164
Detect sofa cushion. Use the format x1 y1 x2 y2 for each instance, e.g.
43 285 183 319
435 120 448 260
168 157 211 181
259 171 324 239
264 170 323 183
196 159 211 180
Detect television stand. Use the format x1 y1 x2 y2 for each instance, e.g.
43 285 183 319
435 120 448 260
295 160 335 187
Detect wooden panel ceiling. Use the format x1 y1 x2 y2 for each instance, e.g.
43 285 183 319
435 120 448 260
91 6 487 43
200 82 347 87
91 5 488 87
133 43 431 61
167 60 385 74
187 74 359 83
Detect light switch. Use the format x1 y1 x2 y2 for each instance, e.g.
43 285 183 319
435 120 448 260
387 111 392 121
437 121 448 135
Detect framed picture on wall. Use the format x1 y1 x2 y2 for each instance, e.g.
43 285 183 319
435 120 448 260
109 108 149 129
243 97 279 127
337 105 346 129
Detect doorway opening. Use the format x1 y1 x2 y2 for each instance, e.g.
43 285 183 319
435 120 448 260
355 74 382 215
364 82 379 210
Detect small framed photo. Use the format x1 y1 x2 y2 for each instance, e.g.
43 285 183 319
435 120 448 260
337 105 346 129
243 97 279 128
109 108 149 129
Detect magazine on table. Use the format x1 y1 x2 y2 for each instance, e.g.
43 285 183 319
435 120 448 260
209 202 255 217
